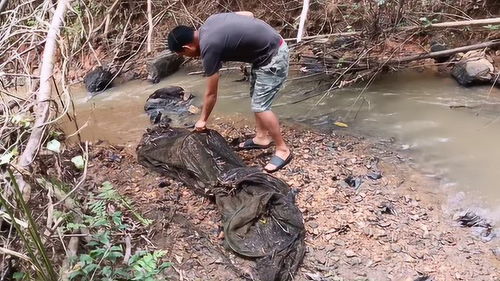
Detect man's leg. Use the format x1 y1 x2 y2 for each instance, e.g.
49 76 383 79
240 66 272 147
255 111 290 171
252 112 272 145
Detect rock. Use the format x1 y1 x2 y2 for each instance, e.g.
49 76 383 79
147 51 184 83
144 86 195 125
367 171 382 180
430 41 450 63
391 244 402 253
451 57 494 87
491 247 500 261
307 221 319 229
344 176 363 189
83 67 113 93
344 249 356 258
379 202 397 215
455 211 492 228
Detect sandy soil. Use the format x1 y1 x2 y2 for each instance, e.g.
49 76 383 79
86 121 500 281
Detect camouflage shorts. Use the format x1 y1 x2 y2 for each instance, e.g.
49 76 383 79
250 41 289 112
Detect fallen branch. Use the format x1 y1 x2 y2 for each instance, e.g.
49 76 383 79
285 17 500 42
427 17 500 28
0 247 31 263
389 40 500 64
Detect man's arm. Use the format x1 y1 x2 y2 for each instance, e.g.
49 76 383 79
195 72 220 131
235 11 254 18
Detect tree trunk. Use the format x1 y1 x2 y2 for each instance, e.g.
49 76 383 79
17 0 71 195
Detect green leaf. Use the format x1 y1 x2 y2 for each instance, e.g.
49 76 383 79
0 147 19 165
484 24 500 31
66 222 87 231
90 248 107 259
82 263 98 274
47 139 61 153
11 113 33 128
68 271 82 280
71 155 85 170
12 272 26 281
159 262 172 270
101 266 113 277
79 254 94 265
115 268 131 278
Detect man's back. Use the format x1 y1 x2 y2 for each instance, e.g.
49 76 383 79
199 13 281 76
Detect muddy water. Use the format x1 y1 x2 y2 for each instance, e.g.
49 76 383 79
65 69 500 217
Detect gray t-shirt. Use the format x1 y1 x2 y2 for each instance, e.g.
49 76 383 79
199 13 281 76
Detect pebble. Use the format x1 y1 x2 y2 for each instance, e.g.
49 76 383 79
334 241 345 246
344 249 356 258
308 221 319 229
391 244 402 253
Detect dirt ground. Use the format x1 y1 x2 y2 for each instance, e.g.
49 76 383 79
86 120 500 281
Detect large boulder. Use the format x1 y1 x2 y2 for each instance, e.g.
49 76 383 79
451 51 495 87
83 67 113 93
147 51 184 83
451 57 494 87
83 66 113 93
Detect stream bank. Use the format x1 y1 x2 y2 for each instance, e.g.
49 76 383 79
85 118 500 281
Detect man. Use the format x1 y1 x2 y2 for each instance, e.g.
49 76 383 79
167 11 292 173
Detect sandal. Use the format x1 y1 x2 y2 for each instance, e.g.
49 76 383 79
264 152 293 173
237 139 273 151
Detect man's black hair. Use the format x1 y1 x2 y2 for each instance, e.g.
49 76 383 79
167 25 195 52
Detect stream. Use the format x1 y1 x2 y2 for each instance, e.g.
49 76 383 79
64 68 500 221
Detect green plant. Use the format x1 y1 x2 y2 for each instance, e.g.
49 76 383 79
0 169 58 281
67 182 169 281
129 251 172 281
484 24 500 31
419 17 438 27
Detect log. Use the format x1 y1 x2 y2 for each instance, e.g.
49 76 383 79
137 87 305 281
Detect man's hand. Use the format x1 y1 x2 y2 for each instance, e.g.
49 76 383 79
194 119 207 132
195 73 219 133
